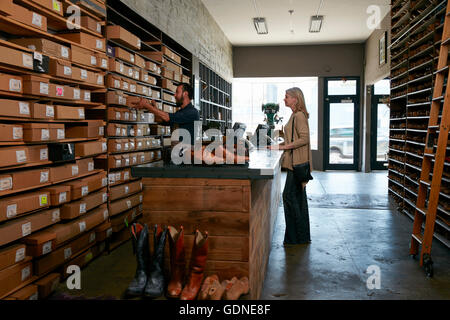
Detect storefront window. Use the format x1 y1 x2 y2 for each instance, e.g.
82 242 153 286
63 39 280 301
232 77 319 150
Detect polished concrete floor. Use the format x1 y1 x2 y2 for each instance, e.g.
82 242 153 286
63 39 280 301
52 171 450 300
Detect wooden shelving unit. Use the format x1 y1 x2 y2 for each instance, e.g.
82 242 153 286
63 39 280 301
388 0 450 248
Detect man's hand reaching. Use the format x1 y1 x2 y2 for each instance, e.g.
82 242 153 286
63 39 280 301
129 97 158 111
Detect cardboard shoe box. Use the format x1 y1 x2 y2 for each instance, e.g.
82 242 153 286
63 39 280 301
108 139 123 153
80 15 102 35
0 73 23 94
6 167 50 191
29 0 63 16
71 45 98 68
0 207 60 247
49 58 72 79
35 273 60 300
42 185 71 206
0 244 26 272
10 38 70 60
107 123 127 137
107 107 124 121
22 123 50 142
0 190 50 222
49 163 80 182
108 155 122 169
0 124 23 142
77 157 95 175
60 188 108 220
65 121 104 139
107 169 131 187
54 105 85 120
22 231 55 257
7 2 48 32
0 146 29 168
31 103 55 119
106 25 141 51
0 100 31 118
95 52 108 70
22 75 49 96
27 145 48 163
113 47 135 64
74 139 107 157
7 284 39 300
58 32 105 52
0 44 34 70
109 192 143 217
110 180 143 201
0 258 33 298
49 123 65 141
64 172 107 200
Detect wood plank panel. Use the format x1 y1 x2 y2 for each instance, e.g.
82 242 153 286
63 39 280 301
141 210 249 236
142 177 251 187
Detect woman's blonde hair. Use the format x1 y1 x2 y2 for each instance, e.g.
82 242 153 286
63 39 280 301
286 87 309 118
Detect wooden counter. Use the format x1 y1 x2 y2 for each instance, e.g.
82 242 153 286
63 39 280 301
132 149 283 299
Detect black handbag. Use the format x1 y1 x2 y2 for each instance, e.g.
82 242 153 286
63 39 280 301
291 115 313 183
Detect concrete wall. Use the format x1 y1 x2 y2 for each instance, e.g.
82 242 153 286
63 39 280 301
233 44 365 171
120 0 233 81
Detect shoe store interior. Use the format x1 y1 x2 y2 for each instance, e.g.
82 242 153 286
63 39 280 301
0 0 449 302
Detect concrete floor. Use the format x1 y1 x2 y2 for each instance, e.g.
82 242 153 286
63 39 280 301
52 171 450 300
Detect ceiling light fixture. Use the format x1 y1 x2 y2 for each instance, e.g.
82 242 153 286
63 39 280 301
310 0 324 33
253 17 268 34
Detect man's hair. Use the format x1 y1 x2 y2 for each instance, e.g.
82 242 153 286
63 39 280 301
179 83 194 100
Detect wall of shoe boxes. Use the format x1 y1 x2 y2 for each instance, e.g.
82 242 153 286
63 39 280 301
0 0 190 300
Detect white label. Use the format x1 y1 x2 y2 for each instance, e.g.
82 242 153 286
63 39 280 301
130 54 135 63
99 127 104 136
137 39 141 49
140 155 145 162
22 54 33 68
124 186 129 194
79 221 86 233
21 266 31 281
22 222 31 237
81 186 89 196
19 102 30 115
88 162 94 172
15 248 25 263
106 228 113 238
0 177 12 191
9 79 21 92
137 142 142 149
143 87 148 95
115 127 121 136
102 193 108 202
101 59 107 68
16 150 27 163
32 13 43 27
59 192 67 203
103 209 108 220
40 171 49 183
134 71 139 80
96 23 101 33
124 158 130 166
144 74 149 82
115 173 121 182
42 241 52 255
52 209 60 222
34 52 43 62
126 200 131 208
124 112 130 121
121 128 127 136
46 105 55 117
40 148 48 160
84 91 91 101
41 129 50 141
96 39 103 50
78 108 85 119
119 64 124 73
91 56 97 66
73 89 81 100
89 233 96 243
108 173 115 184
80 203 86 214
132 156 137 164
57 129 65 140
13 127 23 140
97 75 103 85
81 69 88 79
40 82 49 95
124 172 129 180
130 84 136 93
64 66 72 76
64 247 72 260
102 142 107 152
124 143 129 151
128 69 133 77
115 111 121 120
116 143 122 151
139 195 143 202
72 165 79 176
102 177 107 187
61 46 69 58
130 128 135 136
115 159 121 167
114 80 121 88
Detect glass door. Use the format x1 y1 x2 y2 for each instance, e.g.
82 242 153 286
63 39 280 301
370 79 390 170
324 78 360 170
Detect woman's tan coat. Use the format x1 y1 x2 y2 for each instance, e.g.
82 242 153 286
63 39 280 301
281 111 313 171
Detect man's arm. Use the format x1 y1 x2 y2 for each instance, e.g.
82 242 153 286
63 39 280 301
129 97 170 123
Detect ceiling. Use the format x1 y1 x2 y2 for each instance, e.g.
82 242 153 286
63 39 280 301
201 0 391 46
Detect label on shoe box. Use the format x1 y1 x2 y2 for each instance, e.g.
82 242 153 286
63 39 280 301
90 56 97 66
61 47 69 59
103 209 108 220
102 177 107 187
72 165 79 176
34 52 42 62
81 186 89 196
123 142 128 151
124 186 129 194
79 221 86 233
123 171 129 180
57 129 65 140
73 89 81 100
64 66 72 76
13 127 23 140
124 112 130 121
96 23 101 33
89 233 96 243
40 171 49 183
16 248 25 263
88 162 94 172
102 193 107 203
78 108 85 119
46 106 55 117
42 241 52 255
59 192 67 203
97 75 103 85
41 129 50 141
22 222 31 237
96 40 103 50
106 228 113 238
126 200 131 209
22 266 31 281
40 82 49 95
7 204 17 218
115 172 121 182
114 80 120 88
10 79 21 92
19 102 30 115
40 148 48 161
102 142 107 152
81 69 88 80
108 174 115 184
23 54 33 69
53 0 61 13
79 203 86 214
64 247 72 260
52 209 60 222
39 194 48 206
0 177 12 191
101 59 108 69
84 91 91 101
99 127 104 136
32 13 43 28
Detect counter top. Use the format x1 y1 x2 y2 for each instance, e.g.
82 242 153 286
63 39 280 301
131 149 284 180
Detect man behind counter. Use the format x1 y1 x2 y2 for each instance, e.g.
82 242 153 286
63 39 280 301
129 83 200 145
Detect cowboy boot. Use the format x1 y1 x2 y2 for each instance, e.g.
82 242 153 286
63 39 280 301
207 275 226 300
125 223 150 297
166 226 186 299
180 230 209 300
198 274 219 300
223 277 250 300
144 225 168 298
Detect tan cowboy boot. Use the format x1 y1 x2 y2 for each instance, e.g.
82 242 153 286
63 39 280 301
198 274 219 300
223 277 249 300
207 276 226 300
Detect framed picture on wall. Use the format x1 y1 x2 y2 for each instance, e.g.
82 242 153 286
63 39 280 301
379 31 387 66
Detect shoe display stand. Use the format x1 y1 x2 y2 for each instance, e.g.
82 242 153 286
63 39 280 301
389 0 450 247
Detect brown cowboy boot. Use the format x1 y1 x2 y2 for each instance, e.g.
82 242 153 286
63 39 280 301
180 230 209 300
166 226 186 299
198 274 218 300
223 277 249 300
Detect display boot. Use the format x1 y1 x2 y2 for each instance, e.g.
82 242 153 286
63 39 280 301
166 226 186 299
198 274 219 300
180 230 209 300
125 223 150 297
144 225 168 298
223 276 250 300
207 275 226 300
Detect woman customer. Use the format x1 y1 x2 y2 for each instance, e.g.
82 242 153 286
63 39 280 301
269 87 313 245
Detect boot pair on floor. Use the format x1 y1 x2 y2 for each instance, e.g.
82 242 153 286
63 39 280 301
199 275 249 300
125 223 167 299
167 226 209 300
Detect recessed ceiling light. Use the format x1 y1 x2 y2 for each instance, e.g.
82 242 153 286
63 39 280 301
309 15 323 33
253 17 268 34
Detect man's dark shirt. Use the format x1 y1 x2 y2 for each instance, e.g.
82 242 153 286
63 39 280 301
166 103 200 145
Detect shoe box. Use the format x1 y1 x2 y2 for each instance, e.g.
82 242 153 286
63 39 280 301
106 25 141 51
0 257 33 298
95 52 108 70
0 167 50 193
140 71 157 85
21 231 55 257
0 44 34 71
31 103 55 120
0 73 23 94
0 124 23 142
63 171 107 200
34 273 60 300
74 139 107 157
95 221 112 242
33 204 108 248
0 100 33 119
0 190 51 223
0 207 60 247
1 1 47 32
48 58 72 79
27 145 49 163
107 106 127 121
77 157 95 175
65 121 104 139
94 90 127 106
42 185 71 206
70 45 98 68
0 244 26 272
7 284 39 300
108 138 124 153
106 74 122 90
28 0 63 16
22 75 49 96
80 15 102 35
9 38 70 61
109 192 143 217
54 105 85 120
108 169 131 187
60 188 108 220
58 31 105 53
23 123 65 142
107 123 127 137
33 230 96 276
49 162 80 182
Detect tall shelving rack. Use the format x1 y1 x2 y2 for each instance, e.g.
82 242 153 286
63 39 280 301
389 0 450 248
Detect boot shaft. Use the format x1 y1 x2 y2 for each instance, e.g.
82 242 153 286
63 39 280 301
189 230 209 274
